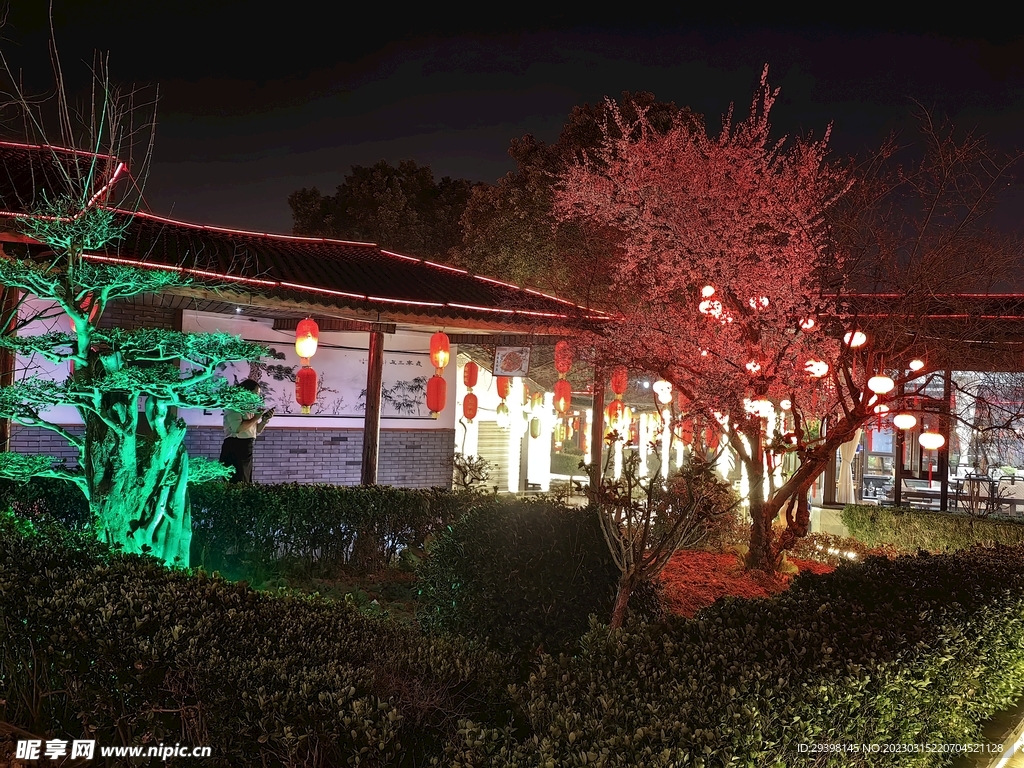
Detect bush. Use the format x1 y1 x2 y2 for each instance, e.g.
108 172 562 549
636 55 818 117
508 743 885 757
843 503 1024 552
447 545 1024 766
416 499 663 655
1 478 477 578
0 512 511 767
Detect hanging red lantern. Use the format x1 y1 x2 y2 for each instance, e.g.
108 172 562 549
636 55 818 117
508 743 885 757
610 366 628 396
554 379 572 415
705 425 720 451
429 331 450 372
554 341 573 375
531 391 544 411
426 374 447 415
607 399 625 424
295 366 318 414
462 392 478 422
463 360 479 388
496 376 511 400
295 318 320 360
680 419 694 445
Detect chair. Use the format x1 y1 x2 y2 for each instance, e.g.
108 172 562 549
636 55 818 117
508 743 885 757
955 475 992 516
994 477 1024 517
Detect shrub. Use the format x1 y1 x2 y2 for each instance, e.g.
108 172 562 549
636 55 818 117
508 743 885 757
2 478 476 578
447 545 1024 766
843 503 1024 552
416 499 663 655
0 512 511 767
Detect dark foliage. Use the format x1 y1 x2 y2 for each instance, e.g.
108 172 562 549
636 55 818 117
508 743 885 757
416 500 663 656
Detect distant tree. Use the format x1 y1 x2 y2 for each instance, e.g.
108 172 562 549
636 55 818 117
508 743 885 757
454 92 700 297
288 160 475 260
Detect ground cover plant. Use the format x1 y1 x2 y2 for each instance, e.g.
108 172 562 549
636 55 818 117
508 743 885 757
843 503 1024 552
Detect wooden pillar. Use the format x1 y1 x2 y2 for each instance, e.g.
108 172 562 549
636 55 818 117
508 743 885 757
589 367 605 493
0 287 19 453
360 330 385 485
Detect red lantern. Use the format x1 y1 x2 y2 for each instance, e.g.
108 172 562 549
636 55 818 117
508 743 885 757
607 399 625 424
496 375 511 400
679 419 694 445
554 379 572 414
295 366 318 414
429 332 450 372
295 318 319 360
610 366 628 396
554 341 573 375
463 360 479 389
463 392 478 422
426 374 447 415
705 425 720 451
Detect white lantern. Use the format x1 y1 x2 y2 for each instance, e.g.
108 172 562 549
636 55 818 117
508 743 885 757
844 330 867 348
652 379 673 404
867 375 895 395
893 413 917 430
919 431 945 450
909 359 925 372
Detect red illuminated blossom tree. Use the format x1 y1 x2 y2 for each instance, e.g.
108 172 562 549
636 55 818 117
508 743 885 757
556 68 1021 571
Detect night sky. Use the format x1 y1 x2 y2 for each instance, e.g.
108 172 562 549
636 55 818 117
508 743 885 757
3 5 1022 234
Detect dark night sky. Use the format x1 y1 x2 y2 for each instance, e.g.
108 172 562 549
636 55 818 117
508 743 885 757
3 5 1022 235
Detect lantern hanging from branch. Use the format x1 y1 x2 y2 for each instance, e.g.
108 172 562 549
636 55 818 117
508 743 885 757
893 413 917 430
429 331 450 373
426 374 447 417
295 318 320 361
610 366 628 397
919 430 945 450
295 366 318 414
554 341 573 375
652 379 672 404
867 374 895 395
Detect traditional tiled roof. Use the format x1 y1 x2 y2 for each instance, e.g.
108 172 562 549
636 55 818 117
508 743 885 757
0 141 606 331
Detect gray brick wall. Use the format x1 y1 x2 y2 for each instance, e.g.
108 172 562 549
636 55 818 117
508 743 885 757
8 424 454 489
97 301 180 331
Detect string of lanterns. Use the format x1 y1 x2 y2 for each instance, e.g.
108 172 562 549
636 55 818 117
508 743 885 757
462 360 478 422
426 331 450 417
553 340 573 415
294 318 319 414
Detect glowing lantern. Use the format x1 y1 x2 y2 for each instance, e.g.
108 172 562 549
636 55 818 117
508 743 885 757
607 399 625 424
780 399 792 411
873 404 889 415
909 359 925 372
554 379 572 415
530 417 542 439
919 431 945 450
554 341 573 375
463 361 479 388
429 331 450 372
701 285 715 298
496 376 511 401
805 360 829 378
610 366 628 396
462 392 478 422
495 402 511 430
867 375 895 395
893 413 917 430
426 374 447 416
295 366 318 414
799 318 816 331
295 318 319 360
531 391 545 414
844 330 867 348
653 379 672 404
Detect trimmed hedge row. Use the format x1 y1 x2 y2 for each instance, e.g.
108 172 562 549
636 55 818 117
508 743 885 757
0 479 478 578
417 501 663 656
446 546 1024 766
843 503 1024 552
0 513 512 767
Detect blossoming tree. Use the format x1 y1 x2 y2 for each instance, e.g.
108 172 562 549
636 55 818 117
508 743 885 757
556 68 1019 570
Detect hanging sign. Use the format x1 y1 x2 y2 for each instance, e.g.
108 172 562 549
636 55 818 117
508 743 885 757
493 346 532 377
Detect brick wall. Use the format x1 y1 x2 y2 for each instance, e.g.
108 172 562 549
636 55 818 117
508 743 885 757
9 425 454 489
96 301 180 331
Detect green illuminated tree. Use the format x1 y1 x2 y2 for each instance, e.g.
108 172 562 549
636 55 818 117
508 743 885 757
0 37 267 566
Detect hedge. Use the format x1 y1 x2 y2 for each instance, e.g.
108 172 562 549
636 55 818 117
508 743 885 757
1 479 478 578
0 513 512 767
843 503 1024 552
446 546 1024 766
417 501 663 656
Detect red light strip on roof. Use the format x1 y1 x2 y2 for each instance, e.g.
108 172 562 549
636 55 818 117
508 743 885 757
85 162 127 209
447 302 567 319
0 140 121 163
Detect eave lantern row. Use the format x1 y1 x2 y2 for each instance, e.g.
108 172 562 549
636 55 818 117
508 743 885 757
463 360 479 422
427 331 450 418
554 340 573 415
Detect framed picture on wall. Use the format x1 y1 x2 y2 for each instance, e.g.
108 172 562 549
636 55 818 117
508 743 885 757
493 346 531 377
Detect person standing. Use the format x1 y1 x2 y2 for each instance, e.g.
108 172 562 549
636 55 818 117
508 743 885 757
219 379 274 483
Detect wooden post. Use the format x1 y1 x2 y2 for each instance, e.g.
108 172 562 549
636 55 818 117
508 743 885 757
361 330 385 485
939 368 952 511
590 366 605 494
0 287 19 453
